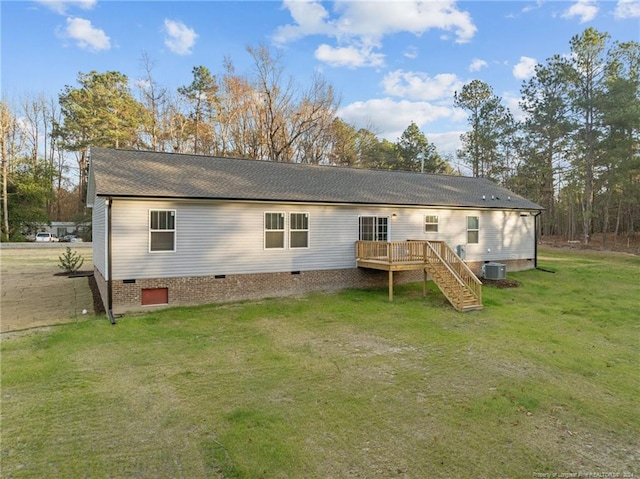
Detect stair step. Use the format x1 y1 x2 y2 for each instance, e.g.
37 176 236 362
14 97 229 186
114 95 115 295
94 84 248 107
424 250 483 312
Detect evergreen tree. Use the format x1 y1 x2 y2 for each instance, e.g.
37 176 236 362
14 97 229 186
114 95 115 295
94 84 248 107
395 122 449 173
454 80 513 181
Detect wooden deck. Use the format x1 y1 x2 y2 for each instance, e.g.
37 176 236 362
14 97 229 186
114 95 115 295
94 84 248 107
355 240 483 311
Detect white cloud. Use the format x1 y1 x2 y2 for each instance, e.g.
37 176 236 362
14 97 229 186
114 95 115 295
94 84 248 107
274 0 477 67
469 59 488 72
429 131 464 158
614 0 640 18
37 0 96 14
521 0 545 14
315 44 385 68
338 98 456 141
276 0 477 43
273 0 333 43
502 91 526 122
382 70 463 102
562 0 598 23
58 16 110 52
512 56 537 80
337 1 476 44
403 46 418 59
135 79 152 91
163 19 198 55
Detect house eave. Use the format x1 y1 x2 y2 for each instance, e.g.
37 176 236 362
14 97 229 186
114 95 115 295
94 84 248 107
95 193 543 212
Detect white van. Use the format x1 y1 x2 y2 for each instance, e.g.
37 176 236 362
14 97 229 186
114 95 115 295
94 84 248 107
35 232 59 242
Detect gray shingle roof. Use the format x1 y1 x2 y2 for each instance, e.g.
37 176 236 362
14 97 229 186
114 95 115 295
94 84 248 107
89 147 542 211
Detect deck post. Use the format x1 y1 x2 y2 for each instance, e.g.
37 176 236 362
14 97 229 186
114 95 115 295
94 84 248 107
388 270 393 301
423 269 427 297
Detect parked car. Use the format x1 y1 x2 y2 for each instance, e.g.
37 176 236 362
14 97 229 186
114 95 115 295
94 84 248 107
61 235 83 242
35 232 59 242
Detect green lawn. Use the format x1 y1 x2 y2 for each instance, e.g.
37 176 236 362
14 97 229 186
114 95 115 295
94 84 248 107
2 247 639 478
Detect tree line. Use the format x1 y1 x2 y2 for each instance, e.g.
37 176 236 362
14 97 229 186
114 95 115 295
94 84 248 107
2 28 639 245
455 28 639 245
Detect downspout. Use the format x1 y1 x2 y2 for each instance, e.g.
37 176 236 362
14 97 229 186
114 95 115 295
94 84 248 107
106 196 116 324
533 210 555 273
534 210 540 269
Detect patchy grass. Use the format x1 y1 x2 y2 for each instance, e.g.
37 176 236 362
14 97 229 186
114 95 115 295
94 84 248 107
2 247 639 478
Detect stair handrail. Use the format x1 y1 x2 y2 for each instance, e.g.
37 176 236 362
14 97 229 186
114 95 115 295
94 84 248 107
423 242 464 285
423 242 469 309
429 241 482 304
424 241 483 308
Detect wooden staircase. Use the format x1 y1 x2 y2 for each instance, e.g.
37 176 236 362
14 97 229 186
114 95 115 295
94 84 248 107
423 241 483 312
355 240 483 311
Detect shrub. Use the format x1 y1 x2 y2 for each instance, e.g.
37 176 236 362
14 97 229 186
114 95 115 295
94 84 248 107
58 247 84 274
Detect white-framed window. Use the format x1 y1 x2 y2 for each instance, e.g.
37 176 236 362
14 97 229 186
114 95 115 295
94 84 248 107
467 216 479 244
359 216 388 241
264 212 285 249
425 215 439 232
290 213 309 248
149 209 176 252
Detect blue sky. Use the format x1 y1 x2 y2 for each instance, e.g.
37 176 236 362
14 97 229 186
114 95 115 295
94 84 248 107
2 0 639 159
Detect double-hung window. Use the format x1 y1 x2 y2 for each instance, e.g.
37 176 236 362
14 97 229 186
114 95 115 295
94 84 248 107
149 209 176 252
425 215 438 232
290 213 309 248
359 216 388 241
264 212 285 249
467 216 479 244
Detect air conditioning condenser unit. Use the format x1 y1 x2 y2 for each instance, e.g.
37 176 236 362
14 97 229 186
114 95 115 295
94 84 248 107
483 262 506 280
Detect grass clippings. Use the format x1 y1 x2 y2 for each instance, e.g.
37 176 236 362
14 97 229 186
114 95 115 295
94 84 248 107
1 247 639 478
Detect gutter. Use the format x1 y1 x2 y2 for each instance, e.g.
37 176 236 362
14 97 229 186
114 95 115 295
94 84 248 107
98 193 540 212
106 196 116 324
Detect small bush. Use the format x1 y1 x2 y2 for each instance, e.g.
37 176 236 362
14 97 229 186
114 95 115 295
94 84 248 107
58 247 84 274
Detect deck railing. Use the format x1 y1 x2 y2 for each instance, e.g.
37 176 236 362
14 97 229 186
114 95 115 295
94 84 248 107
356 240 482 307
356 240 426 264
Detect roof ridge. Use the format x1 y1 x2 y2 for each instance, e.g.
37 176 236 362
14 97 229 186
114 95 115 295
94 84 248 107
90 146 471 180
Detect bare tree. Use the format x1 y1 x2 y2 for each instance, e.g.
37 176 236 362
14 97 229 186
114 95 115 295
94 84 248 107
248 45 338 163
138 52 168 152
217 58 259 158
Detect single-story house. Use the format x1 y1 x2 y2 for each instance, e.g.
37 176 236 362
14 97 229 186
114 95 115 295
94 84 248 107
87 147 543 317
35 221 89 238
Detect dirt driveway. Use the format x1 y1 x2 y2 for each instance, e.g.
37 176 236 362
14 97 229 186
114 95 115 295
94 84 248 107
1 243 96 333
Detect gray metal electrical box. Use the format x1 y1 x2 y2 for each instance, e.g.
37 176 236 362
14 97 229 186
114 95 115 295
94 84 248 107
456 244 466 259
483 262 506 280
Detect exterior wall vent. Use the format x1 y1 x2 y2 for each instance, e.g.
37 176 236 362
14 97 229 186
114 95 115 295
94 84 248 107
141 287 169 305
483 262 506 280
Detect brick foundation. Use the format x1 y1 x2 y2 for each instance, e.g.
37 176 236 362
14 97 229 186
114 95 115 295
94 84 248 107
108 268 424 314
100 258 534 315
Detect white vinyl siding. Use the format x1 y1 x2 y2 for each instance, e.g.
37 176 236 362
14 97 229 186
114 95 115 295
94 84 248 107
91 196 107 277
108 200 536 280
